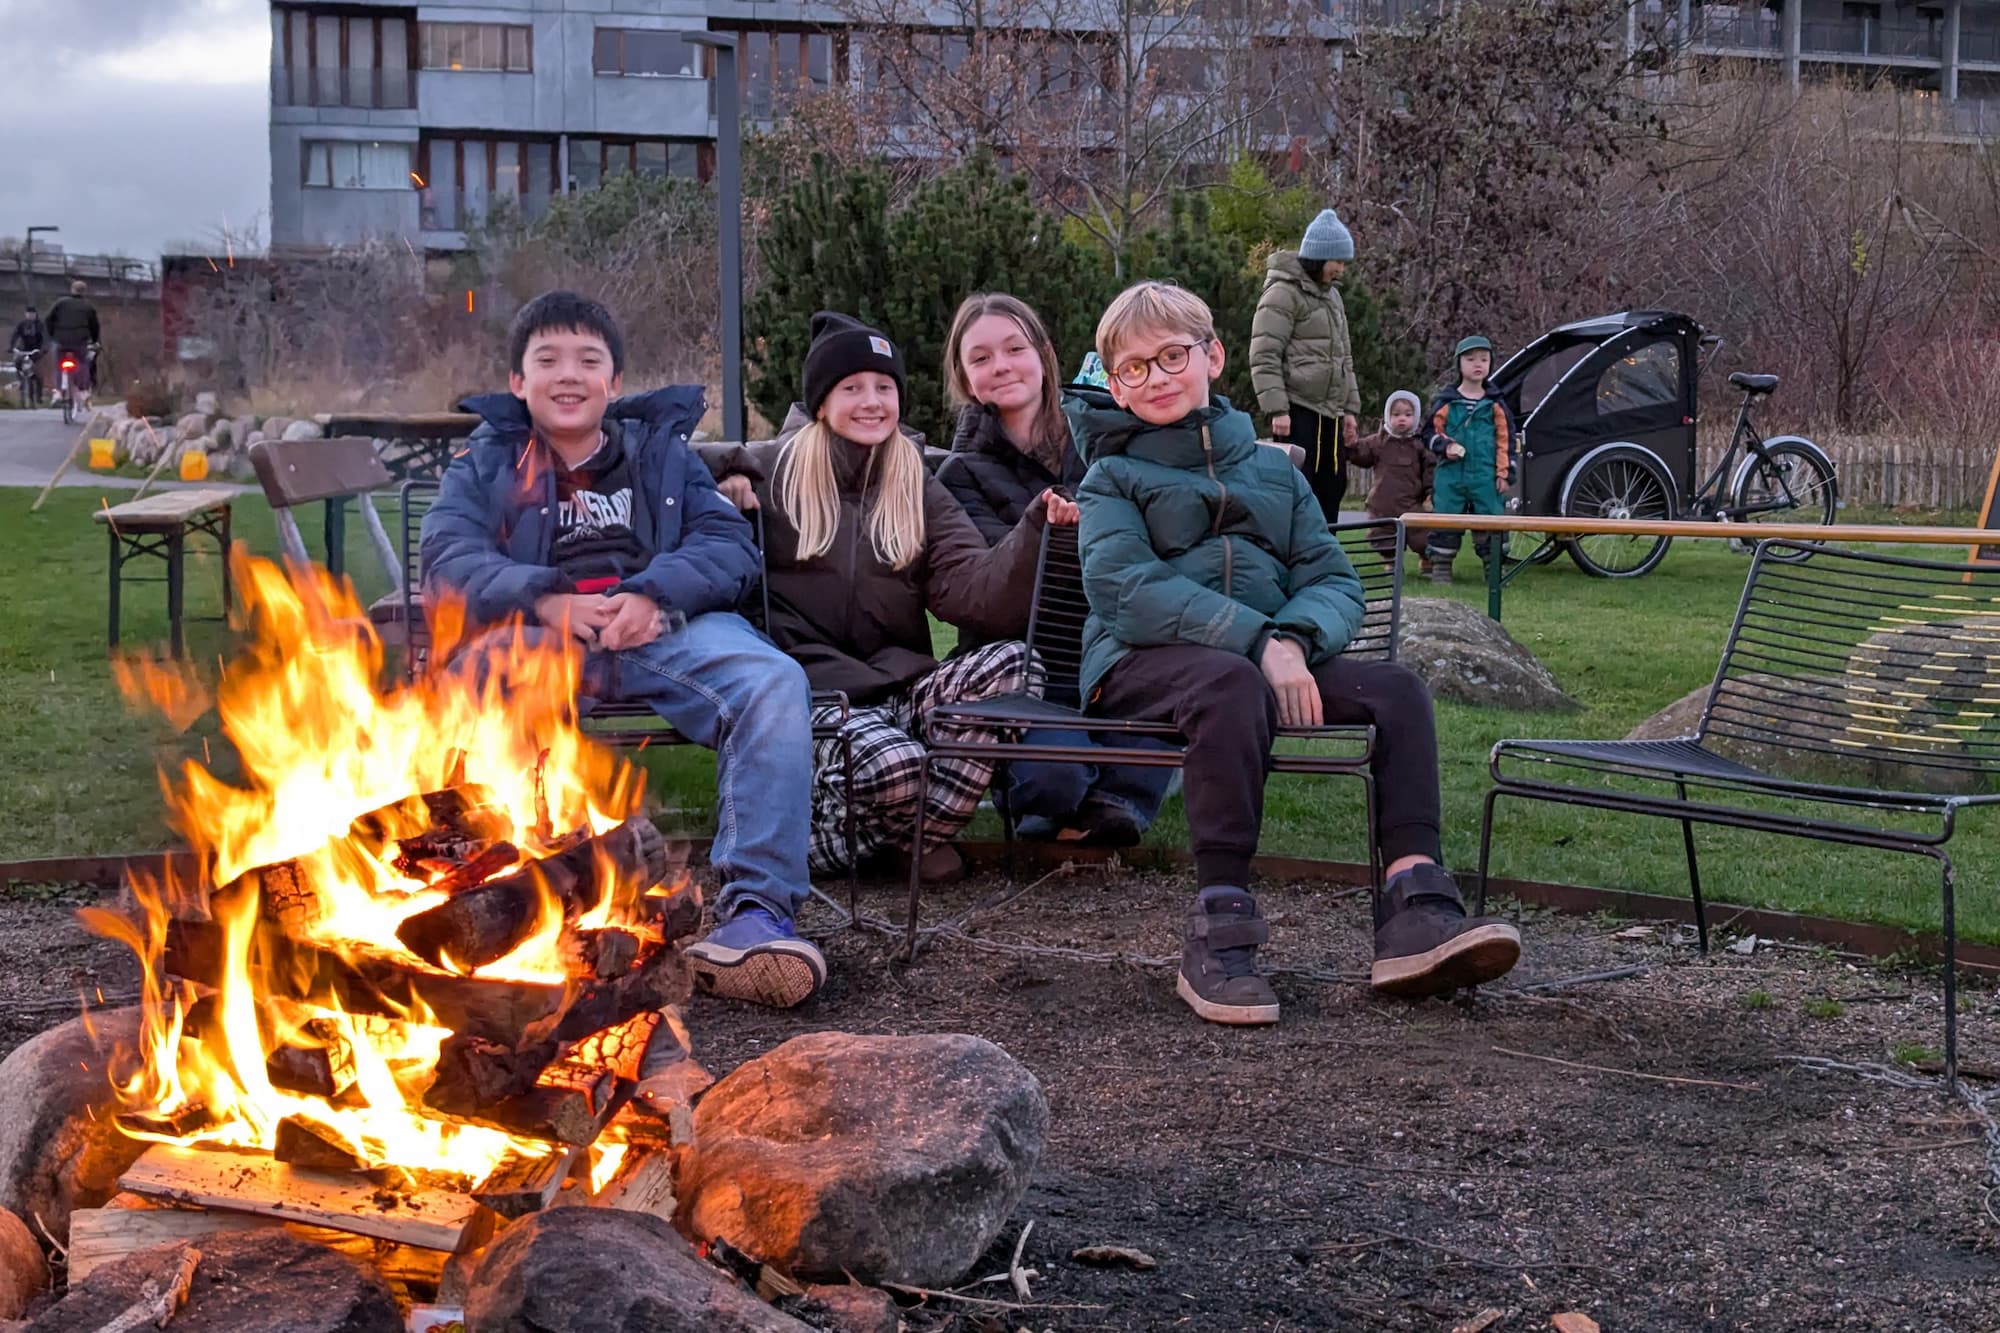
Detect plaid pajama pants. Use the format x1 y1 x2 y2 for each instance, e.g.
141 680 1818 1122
808 640 1042 873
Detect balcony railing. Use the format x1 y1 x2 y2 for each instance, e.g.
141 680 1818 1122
273 66 418 111
1686 11 1782 51
1801 18 1942 59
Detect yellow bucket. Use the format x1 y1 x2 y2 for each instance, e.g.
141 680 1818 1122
178 449 209 482
88 438 116 469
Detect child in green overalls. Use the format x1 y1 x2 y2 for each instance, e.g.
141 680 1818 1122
1422 335 1515 583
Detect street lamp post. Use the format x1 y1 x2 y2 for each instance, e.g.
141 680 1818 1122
23 225 58 300
683 32 744 443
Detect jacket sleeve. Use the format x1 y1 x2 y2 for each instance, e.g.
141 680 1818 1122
1269 474 1367 658
614 448 759 616
88 307 101 343
692 439 769 483
420 450 566 625
1344 431 1381 469
1426 399 1454 456
1247 287 1296 419
1329 290 1360 417
1076 465 1269 660
1419 447 1437 502
919 477 1043 639
935 456 1016 548
1493 403 1515 489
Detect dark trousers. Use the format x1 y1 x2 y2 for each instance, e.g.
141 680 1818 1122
1288 403 1345 519
1092 643 1443 887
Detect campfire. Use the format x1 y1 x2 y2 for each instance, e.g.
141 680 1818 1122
72 556 702 1308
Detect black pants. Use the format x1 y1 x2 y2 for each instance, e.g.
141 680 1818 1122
1287 403 1345 519
1093 643 1443 887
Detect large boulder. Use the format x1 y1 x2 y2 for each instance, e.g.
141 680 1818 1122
172 413 210 444
281 419 322 442
0 1208 45 1320
466 1207 809 1333
0 1010 147 1246
192 391 220 417
113 417 152 464
678 1032 1048 1288
793 1284 899 1333
1398 597 1576 712
22 1229 400 1333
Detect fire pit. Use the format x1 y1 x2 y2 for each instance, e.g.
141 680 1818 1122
71 557 704 1305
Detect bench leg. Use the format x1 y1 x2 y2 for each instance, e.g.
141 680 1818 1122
902 756 931 963
1475 786 1503 916
219 505 233 618
1939 850 1959 1089
1676 780 1708 953
167 526 186 658
106 527 122 649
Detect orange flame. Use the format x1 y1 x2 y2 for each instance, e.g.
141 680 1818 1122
92 554 654 1179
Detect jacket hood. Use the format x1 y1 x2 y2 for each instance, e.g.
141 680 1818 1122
1263 250 1323 293
1067 387 1258 470
1383 390 1423 436
458 384 706 444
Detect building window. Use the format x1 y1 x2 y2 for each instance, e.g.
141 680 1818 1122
719 28 848 116
419 137 560 229
418 23 531 72
593 28 698 77
275 7 415 108
564 137 704 191
303 140 415 190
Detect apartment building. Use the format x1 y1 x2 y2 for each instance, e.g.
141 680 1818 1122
268 0 2000 252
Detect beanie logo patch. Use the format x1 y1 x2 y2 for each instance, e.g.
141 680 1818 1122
869 336 892 357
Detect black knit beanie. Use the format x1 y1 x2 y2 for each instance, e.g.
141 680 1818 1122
801 311 905 420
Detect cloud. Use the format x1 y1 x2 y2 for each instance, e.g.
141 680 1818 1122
0 0 268 257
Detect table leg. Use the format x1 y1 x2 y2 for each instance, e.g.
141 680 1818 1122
107 528 122 648
219 506 234 619
325 497 347 577
167 526 186 658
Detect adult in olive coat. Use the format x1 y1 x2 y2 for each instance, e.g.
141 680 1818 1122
1249 208 1361 520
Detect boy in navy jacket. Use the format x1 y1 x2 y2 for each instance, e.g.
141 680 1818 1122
423 291 824 1008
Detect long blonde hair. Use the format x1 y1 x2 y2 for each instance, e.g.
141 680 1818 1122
775 419 928 571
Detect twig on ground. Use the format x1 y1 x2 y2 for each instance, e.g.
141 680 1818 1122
1502 966 1649 994
1491 1046 1759 1092
33 1209 68 1261
1362 1228 1611 1275
878 1281 1106 1312
1008 1218 1035 1302
1872 1137 1982 1155
91 1244 200 1333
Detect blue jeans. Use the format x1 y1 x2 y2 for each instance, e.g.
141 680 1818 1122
467 613 813 921
1004 729 1174 829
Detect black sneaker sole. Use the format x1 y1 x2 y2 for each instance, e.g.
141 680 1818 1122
1371 922 1521 998
1175 973 1280 1026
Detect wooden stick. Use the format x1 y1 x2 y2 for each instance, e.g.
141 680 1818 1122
1503 966 1649 995
472 1145 580 1219
877 1281 1107 1312
1007 1219 1034 1302
90 1243 200 1333
1489 1046 1759 1091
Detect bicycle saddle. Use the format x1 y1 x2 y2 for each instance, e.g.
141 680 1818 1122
1729 372 1779 394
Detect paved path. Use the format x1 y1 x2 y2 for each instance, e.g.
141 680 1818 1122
0 409 251 493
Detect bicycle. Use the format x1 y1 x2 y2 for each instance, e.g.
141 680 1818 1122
56 343 97 425
7 348 42 409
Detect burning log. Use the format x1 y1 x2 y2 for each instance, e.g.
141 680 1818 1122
471 1145 581 1219
424 1012 660 1133
163 917 692 1047
426 1035 561 1111
394 816 670 971
566 927 641 980
265 1017 360 1101
273 1114 368 1173
115 1104 223 1139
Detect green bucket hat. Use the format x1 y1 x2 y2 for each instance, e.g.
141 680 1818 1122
1454 335 1494 359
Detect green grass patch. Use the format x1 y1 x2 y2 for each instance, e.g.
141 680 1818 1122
1740 990 1775 1011
1802 997 1848 1020
3 486 1995 951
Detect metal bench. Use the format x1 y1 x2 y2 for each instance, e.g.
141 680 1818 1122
899 516 1408 954
1478 539 2000 1081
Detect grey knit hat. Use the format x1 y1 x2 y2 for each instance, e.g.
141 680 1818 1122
1299 209 1355 262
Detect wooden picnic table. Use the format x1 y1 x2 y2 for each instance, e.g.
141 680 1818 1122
93 488 235 656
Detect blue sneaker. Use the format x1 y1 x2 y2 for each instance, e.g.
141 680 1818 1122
686 904 826 1009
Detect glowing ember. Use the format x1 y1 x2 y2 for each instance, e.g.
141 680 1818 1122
90 555 665 1181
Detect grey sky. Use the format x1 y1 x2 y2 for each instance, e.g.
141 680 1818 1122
0 0 269 259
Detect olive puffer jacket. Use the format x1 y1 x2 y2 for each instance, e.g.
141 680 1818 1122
1248 251 1360 422
1068 388 1366 701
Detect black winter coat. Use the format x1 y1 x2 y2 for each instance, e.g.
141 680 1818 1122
935 404 1087 547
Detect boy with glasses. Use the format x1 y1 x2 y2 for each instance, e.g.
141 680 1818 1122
1069 281 1521 1026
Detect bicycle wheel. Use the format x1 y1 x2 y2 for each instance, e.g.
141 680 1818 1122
1559 444 1676 578
61 385 73 425
1729 436 1837 562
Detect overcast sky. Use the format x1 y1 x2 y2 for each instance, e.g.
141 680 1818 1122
0 0 269 260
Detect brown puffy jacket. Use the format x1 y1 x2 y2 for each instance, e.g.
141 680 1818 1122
1344 429 1435 518
698 409 1043 705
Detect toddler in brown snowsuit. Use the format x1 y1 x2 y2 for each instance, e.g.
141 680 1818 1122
1345 390 1434 564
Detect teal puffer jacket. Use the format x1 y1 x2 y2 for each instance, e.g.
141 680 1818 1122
1068 388 1367 700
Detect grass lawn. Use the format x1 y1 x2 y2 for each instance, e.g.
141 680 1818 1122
4 484 1995 943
